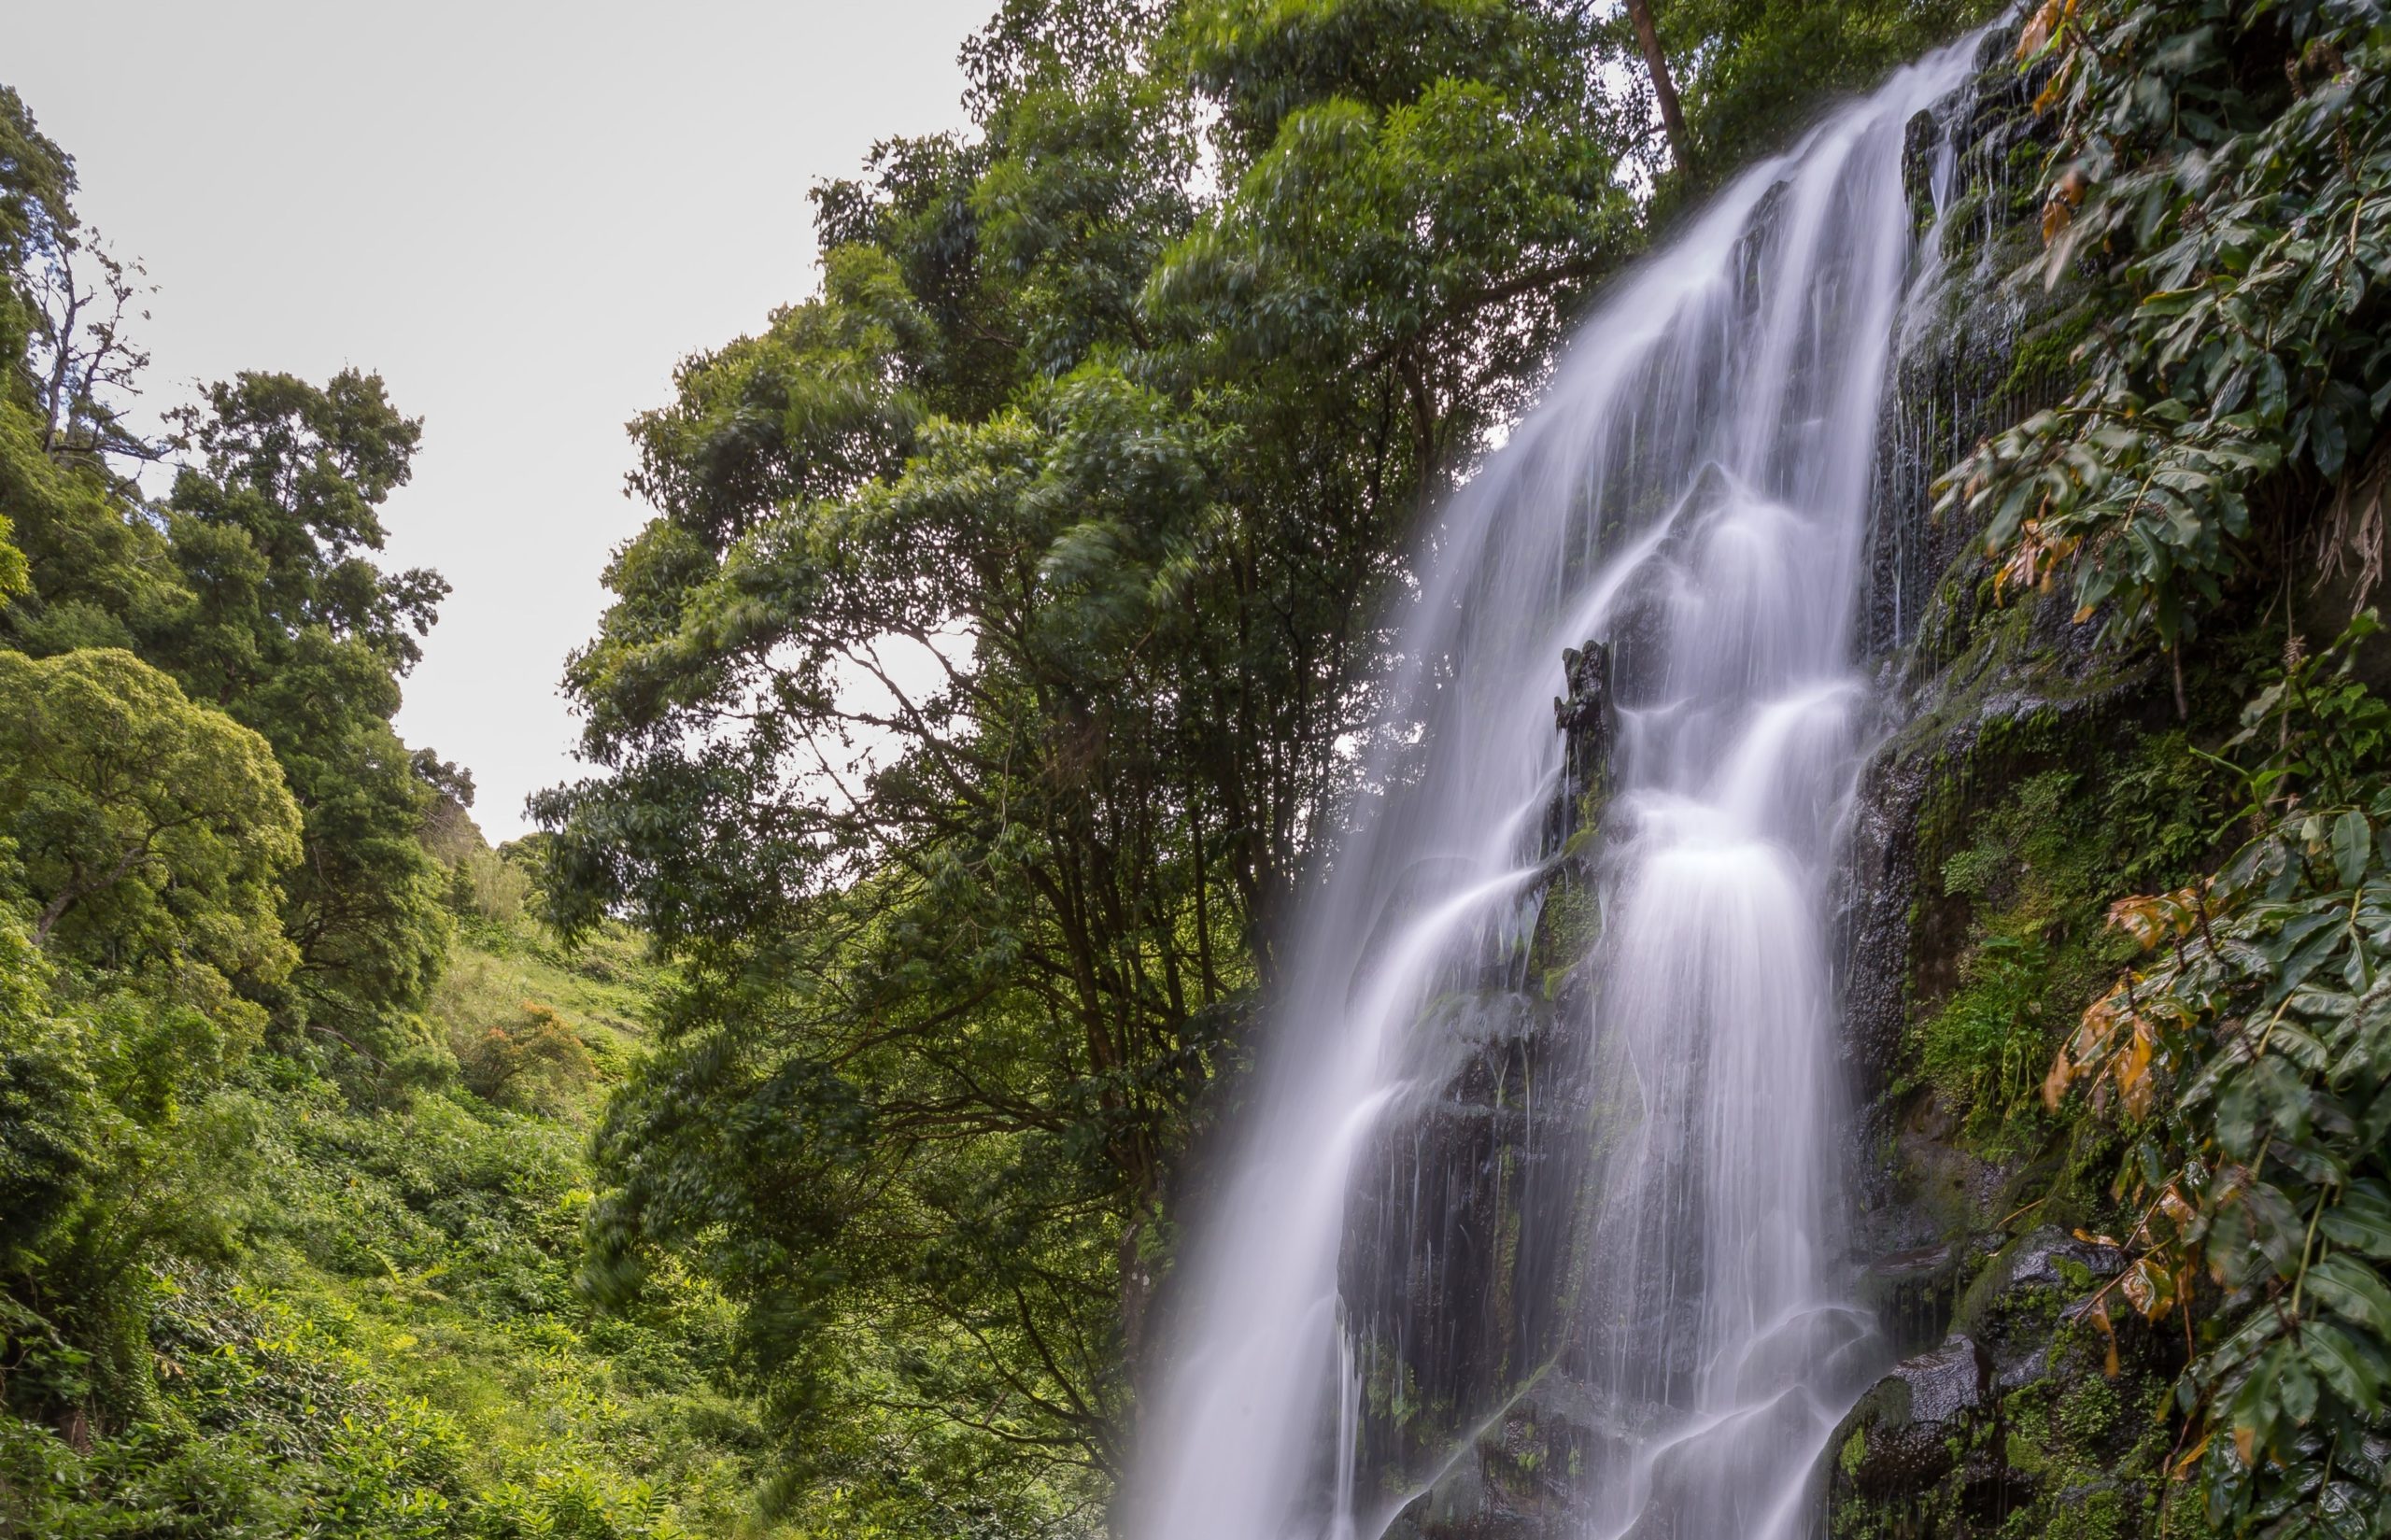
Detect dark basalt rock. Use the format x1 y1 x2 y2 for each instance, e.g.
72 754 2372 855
1342 638 1615 1532
1381 1371 1605 1540
1833 1335 1994 1501
1829 1226 2178 1536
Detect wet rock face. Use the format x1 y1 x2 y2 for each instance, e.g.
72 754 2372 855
1841 17 2078 1119
1828 1230 2178 1540
1339 987 1597 1517
1380 1373 1600 1540
1553 643 1615 810
1340 644 1612 1531
1858 23 2060 666
1829 21 2190 1540
1834 1335 1993 1500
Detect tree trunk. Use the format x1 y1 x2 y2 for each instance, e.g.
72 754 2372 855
1624 0 1692 173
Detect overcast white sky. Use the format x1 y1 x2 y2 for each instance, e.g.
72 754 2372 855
7 1 993 837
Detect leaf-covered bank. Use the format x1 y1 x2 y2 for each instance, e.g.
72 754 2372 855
1831 4 2391 1537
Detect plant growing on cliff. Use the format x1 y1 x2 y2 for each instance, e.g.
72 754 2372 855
2048 617 2391 1535
1943 0 2391 655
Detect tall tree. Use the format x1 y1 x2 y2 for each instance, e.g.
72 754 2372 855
545 0 1634 1529
0 646 299 982
1624 0 1692 169
152 371 452 1076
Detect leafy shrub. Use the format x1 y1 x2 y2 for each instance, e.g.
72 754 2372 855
1944 0 2391 649
452 1000 598 1116
2048 617 2391 1534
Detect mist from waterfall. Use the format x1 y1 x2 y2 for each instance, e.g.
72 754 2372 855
1128 29 1990 1540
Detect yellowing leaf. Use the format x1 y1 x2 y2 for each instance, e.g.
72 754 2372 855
2118 1025 2157 1119
2018 0 2063 57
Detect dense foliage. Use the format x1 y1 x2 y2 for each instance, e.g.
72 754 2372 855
1946 0 2390 650
2044 616 2391 1536
1945 2 2391 1532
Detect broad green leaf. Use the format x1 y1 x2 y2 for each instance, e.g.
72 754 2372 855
2302 1321 2384 1413
2306 1253 2391 1338
2320 1184 2391 1259
2333 811 2372 889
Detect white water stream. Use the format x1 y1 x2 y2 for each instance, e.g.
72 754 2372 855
1132 31 1988 1540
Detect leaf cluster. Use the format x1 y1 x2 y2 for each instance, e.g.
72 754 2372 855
2046 615 2391 1533
1944 0 2391 647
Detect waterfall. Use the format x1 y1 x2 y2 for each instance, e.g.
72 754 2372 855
1132 29 1991 1540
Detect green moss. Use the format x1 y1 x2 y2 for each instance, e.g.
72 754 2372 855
1530 876 1601 999
1901 714 2213 1158
1990 300 2096 413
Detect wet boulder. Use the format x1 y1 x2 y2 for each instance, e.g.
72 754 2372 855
1379 1371 1604 1540
1830 1335 1993 1502
1953 1225 2125 1379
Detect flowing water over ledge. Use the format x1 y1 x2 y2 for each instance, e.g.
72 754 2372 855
1133 30 1996 1540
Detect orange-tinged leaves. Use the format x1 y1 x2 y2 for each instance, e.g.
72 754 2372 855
2033 51 2076 115
2079 1294 2124 1377
2044 1045 2077 1109
2042 166 2090 246
1994 516 2081 598
2118 1256 2176 1320
2109 884 2207 949
2017 0 2079 58
2117 1024 2157 1118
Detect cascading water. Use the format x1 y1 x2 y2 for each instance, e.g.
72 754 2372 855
1132 29 1992 1540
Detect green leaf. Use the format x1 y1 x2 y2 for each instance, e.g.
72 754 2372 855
2332 811 2372 889
2320 1183 2391 1259
2301 1321 2385 1413
2306 1253 2391 1338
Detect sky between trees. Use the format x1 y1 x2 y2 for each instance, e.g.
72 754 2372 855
5 0 991 836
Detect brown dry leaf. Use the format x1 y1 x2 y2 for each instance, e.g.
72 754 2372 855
2083 1296 2123 1378
2043 167 2090 246
2109 886 2203 948
2033 51 2075 114
2120 1257 2158 1315
2019 0 2063 57
2118 1025 2156 1119
2044 1046 2077 1109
